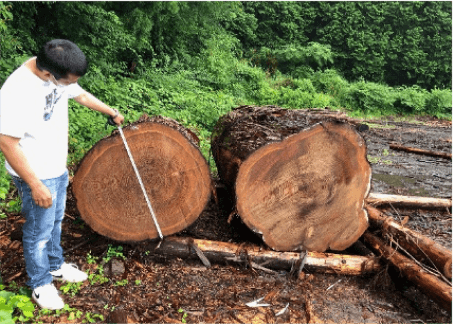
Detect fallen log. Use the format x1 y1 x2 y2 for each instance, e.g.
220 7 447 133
363 232 452 312
366 205 452 280
211 105 372 252
367 193 452 210
72 115 212 241
149 236 382 275
389 143 452 160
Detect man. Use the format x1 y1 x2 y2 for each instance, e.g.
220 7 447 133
0 39 124 310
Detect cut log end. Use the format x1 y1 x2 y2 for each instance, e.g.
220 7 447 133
72 119 212 241
236 121 371 252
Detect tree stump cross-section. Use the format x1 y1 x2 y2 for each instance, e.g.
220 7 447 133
72 115 212 241
212 106 372 252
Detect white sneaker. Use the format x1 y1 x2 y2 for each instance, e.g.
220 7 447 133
50 263 88 283
32 283 65 310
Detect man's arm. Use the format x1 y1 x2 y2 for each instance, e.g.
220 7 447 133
0 135 53 208
73 91 124 125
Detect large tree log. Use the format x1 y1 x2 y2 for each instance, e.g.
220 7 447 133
366 205 452 279
363 232 452 312
148 236 382 275
72 115 212 241
367 193 452 210
211 106 372 252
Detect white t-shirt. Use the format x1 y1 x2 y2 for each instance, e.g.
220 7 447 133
0 57 84 179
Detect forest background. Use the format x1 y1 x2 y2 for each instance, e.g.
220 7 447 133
0 2 452 321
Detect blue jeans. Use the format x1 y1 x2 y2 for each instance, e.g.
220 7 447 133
12 171 68 289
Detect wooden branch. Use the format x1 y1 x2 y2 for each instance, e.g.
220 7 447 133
149 236 382 275
390 143 452 160
367 193 452 209
363 232 452 312
366 205 452 279
4 270 25 283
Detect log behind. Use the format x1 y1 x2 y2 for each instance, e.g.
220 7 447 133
212 106 372 252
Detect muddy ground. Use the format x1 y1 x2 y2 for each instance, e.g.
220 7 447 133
0 115 451 323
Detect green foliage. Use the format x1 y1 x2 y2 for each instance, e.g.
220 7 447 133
60 281 83 297
0 2 30 84
178 308 188 323
48 2 132 74
0 153 22 220
342 81 396 116
393 86 428 114
0 286 35 324
250 42 334 79
114 279 128 287
36 303 103 323
103 245 125 263
192 33 241 90
0 154 11 201
88 267 109 286
242 2 316 48
424 88 452 118
315 1 451 89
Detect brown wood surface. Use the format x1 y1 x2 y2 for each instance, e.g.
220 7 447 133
363 232 452 312
72 115 212 241
367 193 452 209
212 106 372 252
366 205 452 279
149 236 382 275
389 143 452 159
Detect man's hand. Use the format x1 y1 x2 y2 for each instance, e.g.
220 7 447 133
0 134 53 208
112 112 125 126
31 182 53 208
74 92 125 125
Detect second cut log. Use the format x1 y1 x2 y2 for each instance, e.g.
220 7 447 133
212 106 372 252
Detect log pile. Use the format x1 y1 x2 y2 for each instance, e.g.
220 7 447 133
72 114 212 241
71 106 451 312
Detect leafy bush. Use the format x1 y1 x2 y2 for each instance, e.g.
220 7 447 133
342 81 395 116
424 88 452 118
310 69 349 95
273 42 334 78
393 85 428 114
292 78 316 93
192 33 241 90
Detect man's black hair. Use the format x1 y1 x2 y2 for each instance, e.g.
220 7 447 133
36 39 88 80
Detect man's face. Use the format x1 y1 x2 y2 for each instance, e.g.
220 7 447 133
51 73 80 87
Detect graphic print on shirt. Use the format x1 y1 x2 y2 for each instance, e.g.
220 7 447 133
43 88 64 121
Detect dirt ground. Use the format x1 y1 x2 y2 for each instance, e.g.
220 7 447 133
0 115 451 323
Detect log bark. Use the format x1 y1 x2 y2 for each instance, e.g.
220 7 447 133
367 193 452 210
211 105 372 252
72 115 212 241
148 236 382 276
366 205 452 279
363 232 452 312
389 143 452 160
